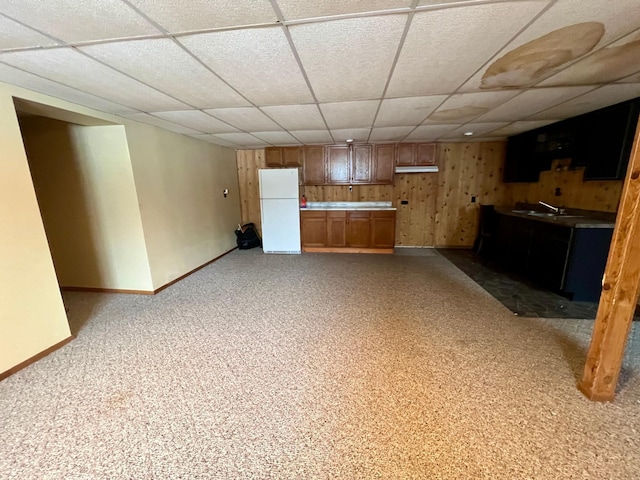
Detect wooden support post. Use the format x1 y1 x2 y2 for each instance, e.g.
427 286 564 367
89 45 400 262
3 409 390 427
579 115 640 402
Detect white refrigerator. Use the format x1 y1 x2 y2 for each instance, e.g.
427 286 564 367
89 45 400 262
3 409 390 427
259 168 301 254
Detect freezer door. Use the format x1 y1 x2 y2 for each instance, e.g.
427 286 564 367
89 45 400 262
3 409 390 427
259 168 299 199
260 198 301 254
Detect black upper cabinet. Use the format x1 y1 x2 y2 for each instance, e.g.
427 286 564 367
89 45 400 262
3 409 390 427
504 131 541 182
573 99 640 180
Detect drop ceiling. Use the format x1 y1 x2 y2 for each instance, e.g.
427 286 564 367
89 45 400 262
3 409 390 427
1 0 640 149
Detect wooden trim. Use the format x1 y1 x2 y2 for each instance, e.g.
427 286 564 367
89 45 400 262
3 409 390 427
578 114 640 402
303 247 394 254
153 247 237 294
0 335 75 382
61 286 154 295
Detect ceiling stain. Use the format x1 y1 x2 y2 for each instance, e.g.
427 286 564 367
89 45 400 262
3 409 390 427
428 106 488 122
481 22 605 89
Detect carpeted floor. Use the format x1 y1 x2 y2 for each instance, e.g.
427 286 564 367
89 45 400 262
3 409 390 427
2 249 640 479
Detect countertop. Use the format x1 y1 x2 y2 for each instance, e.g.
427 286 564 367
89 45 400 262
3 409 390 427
302 201 396 211
495 206 616 229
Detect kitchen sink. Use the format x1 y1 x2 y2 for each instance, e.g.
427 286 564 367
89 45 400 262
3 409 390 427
511 209 584 219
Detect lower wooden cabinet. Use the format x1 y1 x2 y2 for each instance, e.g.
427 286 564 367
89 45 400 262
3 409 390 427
301 209 396 252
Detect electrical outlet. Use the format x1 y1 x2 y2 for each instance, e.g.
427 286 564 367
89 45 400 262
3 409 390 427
401 200 409 205
555 187 561 196
471 196 476 203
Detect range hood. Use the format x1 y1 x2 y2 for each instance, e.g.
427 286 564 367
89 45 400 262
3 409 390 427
394 165 439 173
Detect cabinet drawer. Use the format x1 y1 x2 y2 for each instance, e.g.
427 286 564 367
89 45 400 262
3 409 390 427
301 210 326 218
371 210 395 218
347 210 371 219
327 210 347 218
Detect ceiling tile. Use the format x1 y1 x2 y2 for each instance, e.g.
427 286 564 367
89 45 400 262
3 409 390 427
387 2 547 97
441 122 510 139
289 130 333 144
0 48 190 111
260 104 327 130
189 134 240 148
473 87 596 122
290 15 407 102
79 39 250 109
369 126 414 142
330 128 371 143
125 113 203 135
528 83 640 120
0 15 59 50
487 120 557 137
153 110 239 133
405 124 456 141
0 63 136 115
252 131 301 145
277 0 410 21
320 100 380 129
213 132 270 148
426 91 520 124
460 0 640 91
0 0 160 43
129 0 277 32
617 70 640 84
375 95 448 127
179 28 314 105
204 107 282 131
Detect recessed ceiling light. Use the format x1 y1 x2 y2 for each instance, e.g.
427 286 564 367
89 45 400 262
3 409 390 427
463 131 474 136
346 138 354 143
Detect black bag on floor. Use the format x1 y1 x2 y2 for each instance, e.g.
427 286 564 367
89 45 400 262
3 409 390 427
235 223 262 250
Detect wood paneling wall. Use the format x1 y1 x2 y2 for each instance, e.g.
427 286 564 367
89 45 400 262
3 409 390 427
236 149 265 233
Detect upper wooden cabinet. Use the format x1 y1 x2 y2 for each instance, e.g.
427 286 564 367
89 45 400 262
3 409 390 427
395 143 436 166
265 147 302 167
304 144 394 185
327 146 351 184
301 146 325 185
373 144 395 183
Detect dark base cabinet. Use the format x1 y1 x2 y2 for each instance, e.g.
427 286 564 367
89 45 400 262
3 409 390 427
492 214 613 302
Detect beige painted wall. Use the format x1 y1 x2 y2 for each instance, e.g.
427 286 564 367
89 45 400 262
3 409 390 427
125 122 241 290
0 89 71 374
20 117 153 291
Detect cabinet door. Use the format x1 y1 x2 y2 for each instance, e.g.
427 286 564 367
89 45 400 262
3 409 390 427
527 223 571 290
347 211 371 248
351 144 373 184
327 211 347 247
265 147 284 167
302 146 325 185
396 144 416 166
283 147 302 167
415 143 436 165
372 144 395 184
370 211 396 248
327 146 350 184
300 211 327 247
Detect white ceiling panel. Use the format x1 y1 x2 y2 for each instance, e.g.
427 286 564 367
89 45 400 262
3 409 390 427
129 0 277 33
426 91 520 123
0 16 60 50
0 0 160 43
189 134 240 148
204 107 282 131
260 104 327 130
461 0 640 91
0 63 136 115
153 110 239 133
320 101 379 130
529 83 640 120
213 133 270 147
79 39 249 108
487 120 557 137
375 95 447 127
125 113 203 135
441 122 510 139
252 131 301 145
405 124 457 141
369 126 414 142
179 28 314 106
290 15 407 102
473 87 596 122
330 128 371 143
289 130 333 144
387 2 546 97
276 0 411 21
0 48 190 111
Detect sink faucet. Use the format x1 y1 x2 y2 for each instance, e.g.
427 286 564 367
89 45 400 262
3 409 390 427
538 201 565 214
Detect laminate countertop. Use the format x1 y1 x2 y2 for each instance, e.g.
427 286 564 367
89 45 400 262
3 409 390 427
495 207 616 229
302 201 396 211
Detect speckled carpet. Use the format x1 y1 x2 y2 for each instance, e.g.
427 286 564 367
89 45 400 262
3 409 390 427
2 249 640 479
